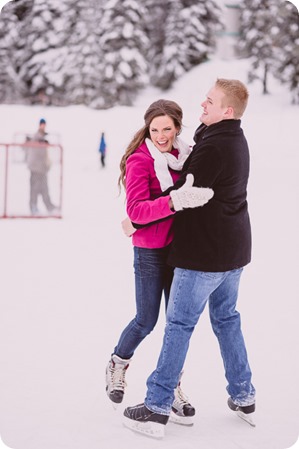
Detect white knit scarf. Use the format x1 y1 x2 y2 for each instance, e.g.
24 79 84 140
145 137 191 192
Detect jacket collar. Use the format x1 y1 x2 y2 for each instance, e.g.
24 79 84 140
193 119 241 143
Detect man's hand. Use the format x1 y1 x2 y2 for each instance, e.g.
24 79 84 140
170 174 214 211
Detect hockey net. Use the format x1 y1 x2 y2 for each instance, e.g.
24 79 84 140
0 140 63 219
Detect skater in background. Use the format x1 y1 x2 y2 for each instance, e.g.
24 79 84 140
26 118 57 215
105 99 213 425
98 132 106 167
123 79 256 437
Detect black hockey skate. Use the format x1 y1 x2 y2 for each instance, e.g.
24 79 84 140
228 397 256 427
123 403 169 439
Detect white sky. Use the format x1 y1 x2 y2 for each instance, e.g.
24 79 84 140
0 58 298 449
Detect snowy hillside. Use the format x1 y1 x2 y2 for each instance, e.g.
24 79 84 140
0 58 298 449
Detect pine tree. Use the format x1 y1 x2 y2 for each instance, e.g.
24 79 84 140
61 0 105 107
273 1 299 104
0 0 34 103
96 0 149 108
1 0 106 107
0 0 225 108
142 0 171 85
0 2 19 103
18 0 79 105
143 0 165 55
148 0 223 89
237 0 280 94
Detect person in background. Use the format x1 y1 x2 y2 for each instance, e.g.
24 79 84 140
26 118 57 215
98 132 107 168
123 79 256 438
105 99 213 425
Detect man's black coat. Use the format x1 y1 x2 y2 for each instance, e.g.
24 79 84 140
168 119 251 272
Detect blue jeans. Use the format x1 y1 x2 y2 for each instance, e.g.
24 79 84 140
145 267 256 415
113 245 173 360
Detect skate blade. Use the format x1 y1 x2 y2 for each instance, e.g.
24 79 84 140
236 411 256 427
111 402 120 411
106 395 121 411
169 410 194 426
123 416 165 439
106 391 122 411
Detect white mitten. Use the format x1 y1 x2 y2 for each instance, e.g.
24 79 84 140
170 174 214 211
121 217 136 237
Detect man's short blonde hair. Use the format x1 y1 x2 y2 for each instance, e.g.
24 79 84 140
216 79 249 119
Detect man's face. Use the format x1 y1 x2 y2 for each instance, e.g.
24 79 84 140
200 85 228 126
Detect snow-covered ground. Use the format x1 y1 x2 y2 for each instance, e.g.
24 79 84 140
0 58 298 449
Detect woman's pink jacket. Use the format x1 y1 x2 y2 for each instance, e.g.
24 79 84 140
126 142 180 249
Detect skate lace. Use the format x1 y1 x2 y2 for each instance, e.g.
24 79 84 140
174 384 189 408
110 364 127 390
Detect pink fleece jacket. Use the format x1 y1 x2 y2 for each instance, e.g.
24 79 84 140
126 142 180 248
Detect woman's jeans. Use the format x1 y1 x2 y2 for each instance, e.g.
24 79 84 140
114 245 173 360
145 267 256 415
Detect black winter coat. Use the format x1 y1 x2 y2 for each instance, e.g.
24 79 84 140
168 119 252 272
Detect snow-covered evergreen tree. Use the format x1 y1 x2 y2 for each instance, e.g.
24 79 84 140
147 0 223 89
0 0 34 103
96 0 149 108
238 0 299 101
273 1 299 104
142 0 169 84
0 0 224 108
237 0 280 94
0 0 107 107
0 2 19 103
19 0 79 105
149 0 184 89
61 0 105 107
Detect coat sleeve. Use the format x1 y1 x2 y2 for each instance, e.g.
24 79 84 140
125 153 175 225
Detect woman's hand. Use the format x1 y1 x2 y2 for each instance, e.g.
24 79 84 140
121 217 137 237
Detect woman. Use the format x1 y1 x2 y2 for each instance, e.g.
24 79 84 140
106 99 213 425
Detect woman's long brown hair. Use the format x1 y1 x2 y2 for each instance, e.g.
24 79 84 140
118 99 183 190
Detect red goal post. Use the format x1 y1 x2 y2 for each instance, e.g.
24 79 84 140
0 141 63 219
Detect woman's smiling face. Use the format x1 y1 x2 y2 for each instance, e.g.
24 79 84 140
149 115 179 153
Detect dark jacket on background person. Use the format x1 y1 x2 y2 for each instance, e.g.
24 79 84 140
168 119 251 272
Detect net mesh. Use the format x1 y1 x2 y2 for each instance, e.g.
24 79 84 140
0 142 63 218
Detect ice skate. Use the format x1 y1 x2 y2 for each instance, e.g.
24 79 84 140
105 354 131 407
170 372 195 426
123 403 168 439
228 397 256 427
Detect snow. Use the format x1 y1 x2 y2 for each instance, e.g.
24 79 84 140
0 58 298 449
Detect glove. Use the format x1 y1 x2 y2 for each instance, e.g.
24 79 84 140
121 217 136 237
170 174 214 211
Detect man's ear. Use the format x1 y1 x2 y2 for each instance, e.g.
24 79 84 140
224 106 234 119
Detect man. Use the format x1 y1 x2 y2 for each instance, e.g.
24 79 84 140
123 79 256 438
26 118 57 215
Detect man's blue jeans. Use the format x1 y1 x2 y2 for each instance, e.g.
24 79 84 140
114 245 173 359
145 267 256 415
